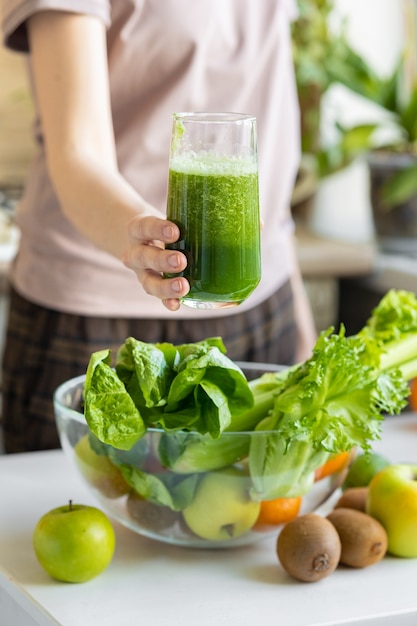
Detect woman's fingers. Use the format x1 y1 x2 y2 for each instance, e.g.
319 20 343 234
123 214 189 306
127 214 180 244
140 268 189 301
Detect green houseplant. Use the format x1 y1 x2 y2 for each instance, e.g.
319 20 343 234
309 0 417 252
334 24 417 254
361 58 417 254
290 0 377 218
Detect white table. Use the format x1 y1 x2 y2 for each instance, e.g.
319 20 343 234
2 414 417 626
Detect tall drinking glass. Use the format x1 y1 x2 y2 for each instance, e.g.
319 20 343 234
165 112 261 309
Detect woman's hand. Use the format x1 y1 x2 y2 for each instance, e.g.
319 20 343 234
123 214 190 311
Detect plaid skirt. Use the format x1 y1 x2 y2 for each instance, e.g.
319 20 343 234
1 281 297 453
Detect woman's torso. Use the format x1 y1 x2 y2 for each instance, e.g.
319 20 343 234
2 0 300 318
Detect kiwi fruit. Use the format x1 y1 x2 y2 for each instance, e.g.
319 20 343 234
277 513 341 583
126 492 180 532
327 507 388 568
335 487 368 512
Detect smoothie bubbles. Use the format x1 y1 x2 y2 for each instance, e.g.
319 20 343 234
165 112 261 309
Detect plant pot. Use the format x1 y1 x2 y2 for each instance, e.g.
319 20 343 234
367 151 417 255
308 160 374 243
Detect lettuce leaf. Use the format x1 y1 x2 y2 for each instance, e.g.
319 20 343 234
84 350 146 450
157 430 251 473
116 463 200 511
248 327 409 500
115 338 175 419
160 343 254 437
84 337 254 448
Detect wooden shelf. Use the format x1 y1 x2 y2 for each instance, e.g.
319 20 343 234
296 226 376 278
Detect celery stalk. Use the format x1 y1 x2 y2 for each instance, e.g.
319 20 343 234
378 333 417 378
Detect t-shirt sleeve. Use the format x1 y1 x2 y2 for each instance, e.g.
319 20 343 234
2 0 111 52
283 0 298 21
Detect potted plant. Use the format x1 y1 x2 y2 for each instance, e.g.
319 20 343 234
325 0 417 254
290 0 377 222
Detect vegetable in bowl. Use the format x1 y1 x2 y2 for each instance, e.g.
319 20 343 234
56 289 417 547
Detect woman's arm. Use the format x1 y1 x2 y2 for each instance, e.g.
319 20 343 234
27 10 189 309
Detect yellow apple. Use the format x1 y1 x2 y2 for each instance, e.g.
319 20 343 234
74 434 130 499
182 467 260 541
366 463 417 557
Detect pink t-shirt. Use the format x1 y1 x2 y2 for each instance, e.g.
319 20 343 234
1 0 300 319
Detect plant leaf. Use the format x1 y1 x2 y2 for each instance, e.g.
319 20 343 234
381 162 417 207
398 86 417 142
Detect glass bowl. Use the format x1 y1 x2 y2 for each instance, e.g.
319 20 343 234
54 363 352 549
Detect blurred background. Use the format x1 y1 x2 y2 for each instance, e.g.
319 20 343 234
0 0 415 350
291 0 416 335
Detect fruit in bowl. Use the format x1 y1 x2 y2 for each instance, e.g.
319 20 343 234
53 326 410 550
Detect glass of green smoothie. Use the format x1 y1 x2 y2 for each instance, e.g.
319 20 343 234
165 112 261 309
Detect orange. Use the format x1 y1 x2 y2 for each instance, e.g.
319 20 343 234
254 496 302 530
314 451 351 481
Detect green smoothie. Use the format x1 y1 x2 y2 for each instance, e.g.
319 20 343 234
166 154 261 307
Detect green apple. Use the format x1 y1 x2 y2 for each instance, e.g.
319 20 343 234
342 452 390 490
182 467 260 541
74 434 130 499
367 464 417 558
33 501 116 582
